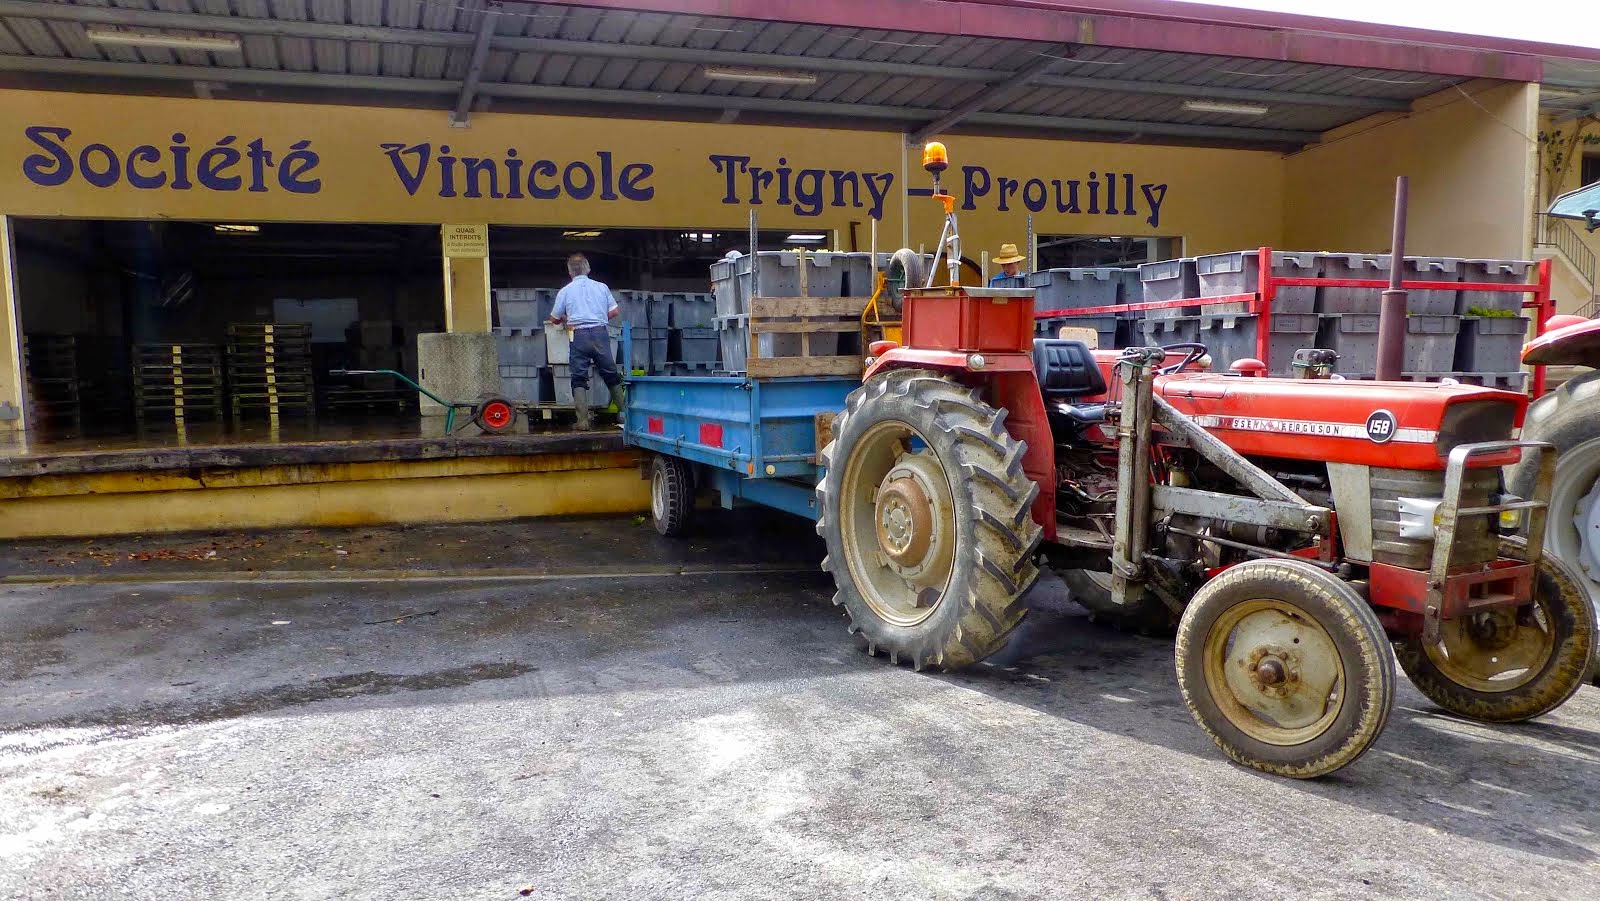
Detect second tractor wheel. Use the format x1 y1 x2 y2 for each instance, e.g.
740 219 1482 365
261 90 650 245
1061 568 1178 635
816 368 1042 671
1175 559 1395 779
649 456 695 537
1394 536 1595 723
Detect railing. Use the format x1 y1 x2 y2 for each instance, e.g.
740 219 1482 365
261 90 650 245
1538 215 1599 317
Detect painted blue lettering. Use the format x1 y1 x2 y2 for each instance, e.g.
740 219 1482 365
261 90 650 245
961 165 989 211
22 126 73 187
127 145 166 190
618 163 654 201
709 154 750 204
78 143 119 188
527 160 559 199
279 140 320 194
197 136 242 191
380 142 429 196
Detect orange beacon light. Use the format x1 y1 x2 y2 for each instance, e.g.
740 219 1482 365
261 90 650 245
922 141 948 174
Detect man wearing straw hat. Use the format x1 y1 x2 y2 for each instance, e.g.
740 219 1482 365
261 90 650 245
990 243 1027 286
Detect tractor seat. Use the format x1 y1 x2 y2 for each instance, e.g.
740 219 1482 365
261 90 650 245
1033 339 1107 399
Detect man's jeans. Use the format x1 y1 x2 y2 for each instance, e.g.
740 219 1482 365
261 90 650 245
570 326 620 391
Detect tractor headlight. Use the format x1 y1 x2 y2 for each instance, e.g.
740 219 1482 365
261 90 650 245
1494 493 1524 533
1398 496 1444 539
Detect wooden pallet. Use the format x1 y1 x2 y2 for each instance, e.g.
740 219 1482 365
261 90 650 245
745 296 868 378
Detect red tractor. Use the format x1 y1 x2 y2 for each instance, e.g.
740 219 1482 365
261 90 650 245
809 146 1595 778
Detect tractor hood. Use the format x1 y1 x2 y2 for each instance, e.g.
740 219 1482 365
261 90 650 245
1156 374 1528 470
1522 316 1600 368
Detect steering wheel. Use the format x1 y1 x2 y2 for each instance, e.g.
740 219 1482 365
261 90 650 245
1156 342 1209 375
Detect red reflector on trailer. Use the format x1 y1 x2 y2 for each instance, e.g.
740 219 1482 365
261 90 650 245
699 423 724 448
647 416 664 435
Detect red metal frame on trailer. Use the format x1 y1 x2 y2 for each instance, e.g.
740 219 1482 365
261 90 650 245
1037 247 1557 396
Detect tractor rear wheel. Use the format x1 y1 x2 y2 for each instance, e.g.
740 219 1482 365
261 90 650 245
816 368 1042 671
1062 568 1178 635
1394 536 1595 722
1175 559 1394 779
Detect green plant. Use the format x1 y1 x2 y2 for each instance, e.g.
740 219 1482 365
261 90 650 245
1466 305 1519 318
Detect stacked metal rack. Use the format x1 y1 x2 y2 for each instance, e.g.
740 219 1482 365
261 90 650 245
21 334 82 432
133 343 224 427
1038 247 1556 396
226 323 316 421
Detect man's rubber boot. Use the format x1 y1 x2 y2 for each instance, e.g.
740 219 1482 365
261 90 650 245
572 386 593 431
608 381 627 414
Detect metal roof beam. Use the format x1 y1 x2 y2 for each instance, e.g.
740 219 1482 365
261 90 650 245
0 0 1414 112
0 55 1324 146
450 2 500 127
909 50 1071 143
1032 73 1410 111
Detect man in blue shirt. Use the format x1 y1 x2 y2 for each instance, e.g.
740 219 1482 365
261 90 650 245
548 253 622 430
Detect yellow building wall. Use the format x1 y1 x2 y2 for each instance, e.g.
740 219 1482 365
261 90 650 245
1283 81 1540 260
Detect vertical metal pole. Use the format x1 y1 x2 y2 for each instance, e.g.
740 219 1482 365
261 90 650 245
1376 176 1410 382
1531 258 1553 397
1027 214 1036 275
1254 246 1274 368
1112 359 1154 606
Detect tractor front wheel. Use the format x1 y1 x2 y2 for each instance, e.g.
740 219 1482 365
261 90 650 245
1394 536 1595 722
816 369 1042 671
1175 559 1395 779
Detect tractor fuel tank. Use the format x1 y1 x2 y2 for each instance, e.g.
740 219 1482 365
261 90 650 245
1155 375 1527 470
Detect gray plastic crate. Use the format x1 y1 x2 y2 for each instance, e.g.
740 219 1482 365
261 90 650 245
1027 268 1121 311
1402 257 1463 315
1138 315 1201 347
1406 314 1462 375
712 256 744 317
1197 312 1319 374
499 370 548 404
666 292 716 328
1139 258 1200 318
991 276 1027 288
1460 260 1533 315
551 364 574 405
492 327 547 369
664 361 719 377
494 288 555 328
670 327 720 363
1317 254 1387 315
1318 254 1460 315
738 250 847 299
716 315 748 373
1455 316 1529 373
615 290 668 329
1317 314 1380 376
1046 315 1119 348
1196 250 1318 315
624 328 670 374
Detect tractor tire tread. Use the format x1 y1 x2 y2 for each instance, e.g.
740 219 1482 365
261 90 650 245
817 368 1040 672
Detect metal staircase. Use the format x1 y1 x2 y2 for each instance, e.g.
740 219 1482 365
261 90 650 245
1537 215 1600 317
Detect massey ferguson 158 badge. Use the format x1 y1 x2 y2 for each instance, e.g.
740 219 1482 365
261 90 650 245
1365 409 1398 444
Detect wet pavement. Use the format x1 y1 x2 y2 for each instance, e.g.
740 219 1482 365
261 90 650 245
2 511 1599 899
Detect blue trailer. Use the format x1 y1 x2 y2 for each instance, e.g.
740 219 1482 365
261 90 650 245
622 367 856 528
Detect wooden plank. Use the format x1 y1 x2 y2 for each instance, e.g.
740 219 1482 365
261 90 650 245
747 355 862 378
749 320 862 334
749 297 868 318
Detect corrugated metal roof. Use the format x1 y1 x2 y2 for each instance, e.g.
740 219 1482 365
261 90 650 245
0 0 1486 148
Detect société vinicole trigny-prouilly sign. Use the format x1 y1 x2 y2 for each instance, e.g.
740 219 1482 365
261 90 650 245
18 126 1172 227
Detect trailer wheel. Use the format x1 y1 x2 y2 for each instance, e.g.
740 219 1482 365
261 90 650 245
1062 568 1178 635
650 456 695 537
1175 559 1394 779
816 368 1042 671
473 395 518 434
1507 369 1600 686
1395 536 1594 722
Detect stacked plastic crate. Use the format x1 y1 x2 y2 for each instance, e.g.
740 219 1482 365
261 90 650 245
1026 268 1123 348
1190 251 1319 374
1454 260 1532 390
492 288 553 403
663 292 719 375
711 251 852 375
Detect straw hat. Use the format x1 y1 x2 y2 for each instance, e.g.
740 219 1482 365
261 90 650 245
993 243 1026 265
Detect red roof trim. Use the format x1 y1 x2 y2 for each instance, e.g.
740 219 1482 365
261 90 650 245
544 0 1551 82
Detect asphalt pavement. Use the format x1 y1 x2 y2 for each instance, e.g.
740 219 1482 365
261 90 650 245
2 513 1598 900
